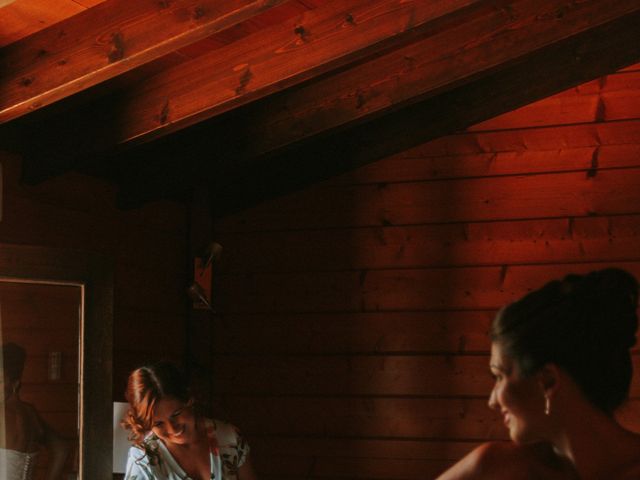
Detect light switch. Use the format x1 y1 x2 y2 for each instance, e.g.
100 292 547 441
48 351 61 381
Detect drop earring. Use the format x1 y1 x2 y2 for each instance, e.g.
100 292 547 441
544 395 551 416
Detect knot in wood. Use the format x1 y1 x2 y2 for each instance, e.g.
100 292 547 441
193 6 206 20
294 25 308 42
19 76 34 87
108 32 125 63
158 100 170 125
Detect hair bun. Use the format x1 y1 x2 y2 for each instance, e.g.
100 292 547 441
572 268 639 350
494 268 638 413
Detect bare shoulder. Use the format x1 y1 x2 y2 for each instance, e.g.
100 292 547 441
436 442 534 480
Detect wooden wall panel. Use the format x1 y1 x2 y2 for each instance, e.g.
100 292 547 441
216 214 640 273
213 66 640 479
0 150 189 477
211 354 640 397
212 311 493 354
216 263 640 313
340 144 640 184
216 168 640 231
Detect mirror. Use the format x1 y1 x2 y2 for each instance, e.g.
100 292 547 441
0 244 113 480
1 280 81 479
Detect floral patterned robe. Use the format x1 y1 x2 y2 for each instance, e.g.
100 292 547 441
125 419 249 480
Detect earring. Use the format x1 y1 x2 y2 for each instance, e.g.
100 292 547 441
544 395 551 416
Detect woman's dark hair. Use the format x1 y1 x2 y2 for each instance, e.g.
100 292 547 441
122 362 191 445
2 342 26 382
491 268 638 414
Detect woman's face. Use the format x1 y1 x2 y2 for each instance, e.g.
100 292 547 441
488 342 548 444
151 396 198 446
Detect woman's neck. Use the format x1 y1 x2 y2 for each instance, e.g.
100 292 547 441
550 404 640 479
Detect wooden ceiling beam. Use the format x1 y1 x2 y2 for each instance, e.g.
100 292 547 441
0 0 293 123
113 0 485 146
204 11 640 217
112 0 640 211
60 0 484 148
205 0 640 162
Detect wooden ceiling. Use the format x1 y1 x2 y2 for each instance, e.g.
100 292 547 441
1 0 639 214
1 0 103 47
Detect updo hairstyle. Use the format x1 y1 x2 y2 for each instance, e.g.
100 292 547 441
122 362 191 445
491 268 638 414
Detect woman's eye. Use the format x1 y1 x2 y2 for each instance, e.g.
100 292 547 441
153 422 163 428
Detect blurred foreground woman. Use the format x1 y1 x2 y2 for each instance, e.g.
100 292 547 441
437 268 640 479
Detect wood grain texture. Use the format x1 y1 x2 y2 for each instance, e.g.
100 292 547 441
215 262 640 313
338 143 640 185
220 396 506 440
215 215 640 273
211 2 640 161
28 0 639 170
0 0 86 47
210 311 493 354
81 0 482 146
210 65 640 480
215 167 640 232
112 0 640 210
196 10 640 217
220 396 640 439
0 0 294 122
7 0 483 181
212 354 493 396
404 119 640 157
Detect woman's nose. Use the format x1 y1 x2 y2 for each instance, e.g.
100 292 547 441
488 386 498 410
168 418 180 433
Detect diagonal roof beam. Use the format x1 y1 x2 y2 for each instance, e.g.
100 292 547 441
0 0 293 123
109 0 484 146
205 11 640 217
110 0 640 210
15 0 485 154
219 0 640 163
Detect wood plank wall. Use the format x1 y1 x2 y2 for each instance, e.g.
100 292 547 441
213 63 640 479
0 152 189 462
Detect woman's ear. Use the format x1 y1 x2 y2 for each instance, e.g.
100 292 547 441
536 363 560 398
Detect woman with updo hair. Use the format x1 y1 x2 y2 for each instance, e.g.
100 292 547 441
122 362 256 480
437 268 640 479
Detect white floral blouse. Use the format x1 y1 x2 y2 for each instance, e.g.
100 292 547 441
124 419 249 480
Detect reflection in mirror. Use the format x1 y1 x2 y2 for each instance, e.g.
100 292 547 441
1 281 81 480
0 244 113 480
